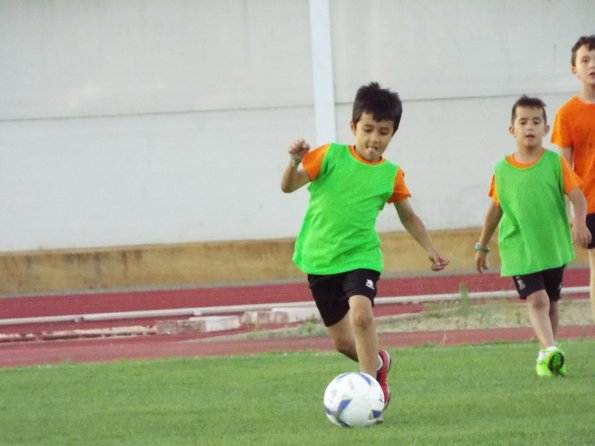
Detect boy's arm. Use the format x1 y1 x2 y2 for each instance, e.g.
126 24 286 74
567 187 592 248
475 201 503 273
393 199 449 271
280 139 311 193
559 147 574 217
559 147 573 166
551 109 573 165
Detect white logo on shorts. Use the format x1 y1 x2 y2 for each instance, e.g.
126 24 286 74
365 279 374 290
515 277 526 290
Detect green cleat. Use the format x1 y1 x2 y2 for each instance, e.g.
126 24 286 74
555 345 567 377
536 357 553 377
546 348 566 377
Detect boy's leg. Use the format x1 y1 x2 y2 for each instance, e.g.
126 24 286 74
549 300 559 340
322 296 380 376
517 269 566 376
347 295 378 377
325 314 358 362
526 290 555 350
543 267 563 340
550 300 567 376
526 290 565 376
312 269 391 400
309 272 358 361
543 267 566 376
324 295 391 402
347 294 392 408
516 268 564 349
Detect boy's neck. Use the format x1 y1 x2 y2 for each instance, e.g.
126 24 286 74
578 84 595 103
513 145 543 163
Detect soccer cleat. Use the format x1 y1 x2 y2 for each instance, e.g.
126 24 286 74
376 349 392 409
547 348 566 377
536 357 553 377
555 344 567 377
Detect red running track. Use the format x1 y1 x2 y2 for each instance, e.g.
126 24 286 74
1 325 594 369
0 269 593 368
0 271 521 333
3 270 589 318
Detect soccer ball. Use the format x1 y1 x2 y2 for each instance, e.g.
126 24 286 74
323 372 384 427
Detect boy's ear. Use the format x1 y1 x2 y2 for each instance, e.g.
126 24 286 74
544 124 550 134
508 125 515 136
350 121 357 134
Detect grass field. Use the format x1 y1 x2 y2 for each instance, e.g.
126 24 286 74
1 340 594 446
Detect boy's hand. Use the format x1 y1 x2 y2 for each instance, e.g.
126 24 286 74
428 249 449 271
475 251 488 274
281 139 312 193
289 139 310 164
572 219 592 248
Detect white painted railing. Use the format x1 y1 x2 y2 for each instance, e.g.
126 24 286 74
0 287 588 327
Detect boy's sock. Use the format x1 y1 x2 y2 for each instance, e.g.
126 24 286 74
536 346 557 362
536 350 547 363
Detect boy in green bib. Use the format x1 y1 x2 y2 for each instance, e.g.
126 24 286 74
475 95 591 377
281 82 449 410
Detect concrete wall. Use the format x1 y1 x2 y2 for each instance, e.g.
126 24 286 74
1 0 314 251
0 229 490 295
0 1 593 293
1 229 589 296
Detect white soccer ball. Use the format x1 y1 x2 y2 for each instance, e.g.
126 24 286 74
323 371 385 427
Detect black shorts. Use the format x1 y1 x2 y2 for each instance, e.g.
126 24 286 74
512 266 565 301
585 213 595 249
307 269 380 327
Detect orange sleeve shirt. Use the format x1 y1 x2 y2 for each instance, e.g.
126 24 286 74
303 144 411 203
488 150 581 203
551 96 595 212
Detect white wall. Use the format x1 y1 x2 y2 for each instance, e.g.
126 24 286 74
0 0 593 251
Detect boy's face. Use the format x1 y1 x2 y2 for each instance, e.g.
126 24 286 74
509 106 549 149
573 44 595 87
350 111 394 162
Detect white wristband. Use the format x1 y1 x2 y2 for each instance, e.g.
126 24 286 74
474 242 490 253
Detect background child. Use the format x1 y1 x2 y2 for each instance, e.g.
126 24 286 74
551 35 595 322
475 95 591 377
281 82 448 409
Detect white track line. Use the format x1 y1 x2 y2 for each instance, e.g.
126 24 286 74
0 286 588 327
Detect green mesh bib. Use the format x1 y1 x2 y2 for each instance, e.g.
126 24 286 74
495 150 575 276
293 143 399 275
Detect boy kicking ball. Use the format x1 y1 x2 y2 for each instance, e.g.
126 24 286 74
281 82 448 407
475 95 591 377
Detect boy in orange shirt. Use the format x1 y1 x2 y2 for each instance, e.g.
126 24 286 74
551 35 595 321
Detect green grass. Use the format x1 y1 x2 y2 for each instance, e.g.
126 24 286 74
1 340 594 445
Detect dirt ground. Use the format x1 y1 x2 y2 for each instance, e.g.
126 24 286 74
2 297 593 368
213 298 594 342
376 298 593 333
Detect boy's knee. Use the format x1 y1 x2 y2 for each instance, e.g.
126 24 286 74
350 309 374 330
527 291 549 309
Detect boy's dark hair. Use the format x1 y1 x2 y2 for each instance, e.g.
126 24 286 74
511 95 547 124
571 35 595 67
352 82 402 134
